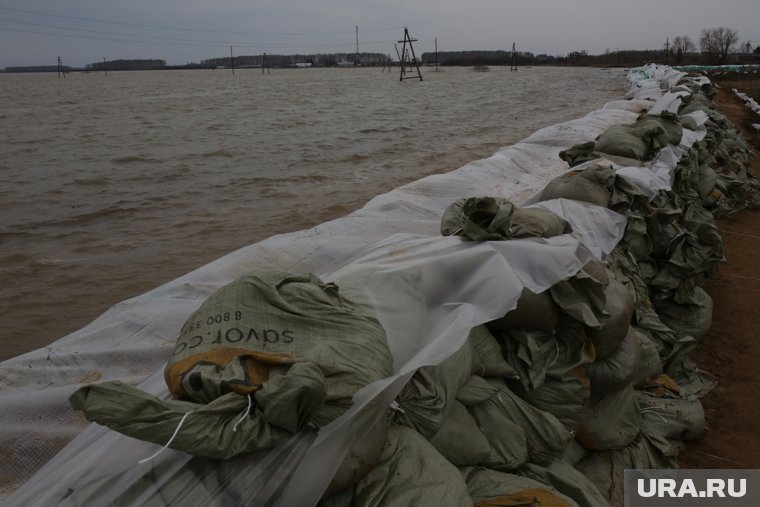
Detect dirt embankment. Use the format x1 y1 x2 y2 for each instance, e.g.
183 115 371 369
677 79 760 469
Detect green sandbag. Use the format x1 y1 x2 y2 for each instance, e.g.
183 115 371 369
636 113 683 146
352 425 472 507
326 417 391 498
507 366 591 430
456 376 529 471
469 325 519 379
393 341 474 439
537 164 615 208
71 271 392 459
487 288 561 332
575 385 641 452
594 120 668 161
559 141 598 168
586 278 634 360
440 196 572 241
584 326 642 399
70 366 323 460
549 260 609 330
462 467 580 507
629 326 663 386
430 400 493 466
460 376 572 466
654 285 713 342
494 326 593 393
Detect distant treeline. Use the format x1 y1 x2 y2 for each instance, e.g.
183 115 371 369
3 65 74 73
85 59 167 71
421 48 760 67
200 52 389 68
421 51 546 66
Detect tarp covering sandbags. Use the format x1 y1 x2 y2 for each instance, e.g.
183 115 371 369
3 64 759 506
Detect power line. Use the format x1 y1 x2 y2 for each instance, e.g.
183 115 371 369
0 24 397 51
0 6 401 36
0 17 396 47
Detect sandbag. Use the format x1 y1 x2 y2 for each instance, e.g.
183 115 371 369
585 278 634 360
595 120 668 161
636 113 683 146
549 261 609 330
575 385 641 452
654 285 713 341
584 326 642 399
495 327 593 393
393 341 474 439
430 400 493 466
629 326 663 386
518 461 610 507
461 376 572 466
559 141 598 168
325 417 390 497
351 425 472 507
488 288 560 332
507 366 591 430
537 165 614 208
462 467 579 507
457 376 529 471
469 325 519 379
71 271 392 459
440 196 571 241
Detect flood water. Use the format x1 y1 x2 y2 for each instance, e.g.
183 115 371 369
0 66 626 360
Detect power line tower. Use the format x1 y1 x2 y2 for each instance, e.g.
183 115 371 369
262 52 271 74
398 27 422 81
57 56 65 78
510 42 518 71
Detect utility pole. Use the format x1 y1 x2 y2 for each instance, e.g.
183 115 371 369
435 37 439 72
355 25 360 65
57 56 65 78
510 43 518 71
230 46 235 75
103 57 108 77
665 37 669 65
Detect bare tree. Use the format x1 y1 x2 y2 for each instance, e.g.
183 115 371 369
700 26 739 64
671 35 695 64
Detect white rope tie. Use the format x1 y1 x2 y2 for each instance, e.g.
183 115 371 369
640 408 668 424
389 400 406 414
232 394 253 433
138 411 194 464
549 341 560 367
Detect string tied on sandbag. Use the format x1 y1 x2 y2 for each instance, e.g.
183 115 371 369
233 394 253 433
640 407 668 424
137 411 195 464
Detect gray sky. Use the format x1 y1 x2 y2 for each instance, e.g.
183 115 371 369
1 0 758 67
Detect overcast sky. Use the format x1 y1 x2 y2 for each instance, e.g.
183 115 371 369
1 0 758 67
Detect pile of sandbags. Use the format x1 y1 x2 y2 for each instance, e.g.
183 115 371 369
66 68 758 507
321 73 759 507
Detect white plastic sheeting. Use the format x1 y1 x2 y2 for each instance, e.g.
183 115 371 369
2 65 702 505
